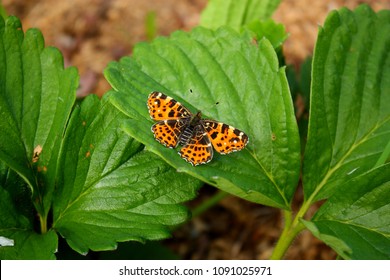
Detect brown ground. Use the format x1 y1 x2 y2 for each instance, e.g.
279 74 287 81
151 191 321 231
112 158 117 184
3 0 389 259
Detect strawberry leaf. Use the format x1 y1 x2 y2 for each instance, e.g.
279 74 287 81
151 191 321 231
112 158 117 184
0 16 78 221
106 27 300 209
303 5 390 202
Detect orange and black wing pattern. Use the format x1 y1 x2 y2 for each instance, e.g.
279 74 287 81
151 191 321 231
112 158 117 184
202 120 249 154
178 127 213 166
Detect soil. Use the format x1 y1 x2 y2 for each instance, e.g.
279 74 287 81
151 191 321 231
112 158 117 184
3 0 389 259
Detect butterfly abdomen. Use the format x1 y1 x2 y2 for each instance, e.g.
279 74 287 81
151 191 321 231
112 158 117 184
179 125 195 146
178 111 203 146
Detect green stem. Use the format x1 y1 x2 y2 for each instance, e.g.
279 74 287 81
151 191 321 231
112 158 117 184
270 200 313 259
191 190 229 218
39 213 47 234
270 212 305 259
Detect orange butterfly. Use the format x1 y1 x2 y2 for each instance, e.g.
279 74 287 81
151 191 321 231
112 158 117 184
147 91 249 166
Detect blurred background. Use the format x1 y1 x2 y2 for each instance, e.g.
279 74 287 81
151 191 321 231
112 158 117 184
2 0 389 259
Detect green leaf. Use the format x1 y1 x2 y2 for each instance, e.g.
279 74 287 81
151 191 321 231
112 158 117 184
200 0 281 30
299 56 312 109
304 163 390 260
0 162 58 259
303 5 390 201
245 19 288 49
106 26 300 209
53 94 200 255
0 229 57 260
301 220 352 259
0 16 78 221
0 161 34 225
374 138 390 168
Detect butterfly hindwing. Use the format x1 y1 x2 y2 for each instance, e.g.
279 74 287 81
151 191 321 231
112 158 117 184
147 91 192 121
202 120 249 154
178 126 213 166
151 119 188 148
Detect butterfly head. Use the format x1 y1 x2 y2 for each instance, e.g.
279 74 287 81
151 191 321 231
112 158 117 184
190 111 202 125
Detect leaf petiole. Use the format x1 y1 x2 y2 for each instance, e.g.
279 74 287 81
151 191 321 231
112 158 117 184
39 214 47 234
270 209 306 259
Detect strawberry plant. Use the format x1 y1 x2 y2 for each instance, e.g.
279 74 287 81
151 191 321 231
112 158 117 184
0 0 389 259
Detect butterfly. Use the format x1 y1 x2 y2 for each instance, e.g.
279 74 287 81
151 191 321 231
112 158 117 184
147 91 249 166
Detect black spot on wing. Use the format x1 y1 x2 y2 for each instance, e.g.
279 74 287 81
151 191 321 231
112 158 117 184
221 124 229 133
210 131 218 139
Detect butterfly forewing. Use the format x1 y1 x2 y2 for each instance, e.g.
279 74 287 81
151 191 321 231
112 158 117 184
202 120 249 154
147 92 192 121
179 127 213 166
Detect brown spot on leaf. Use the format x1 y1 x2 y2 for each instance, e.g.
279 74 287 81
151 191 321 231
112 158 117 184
32 145 42 163
37 165 47 173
